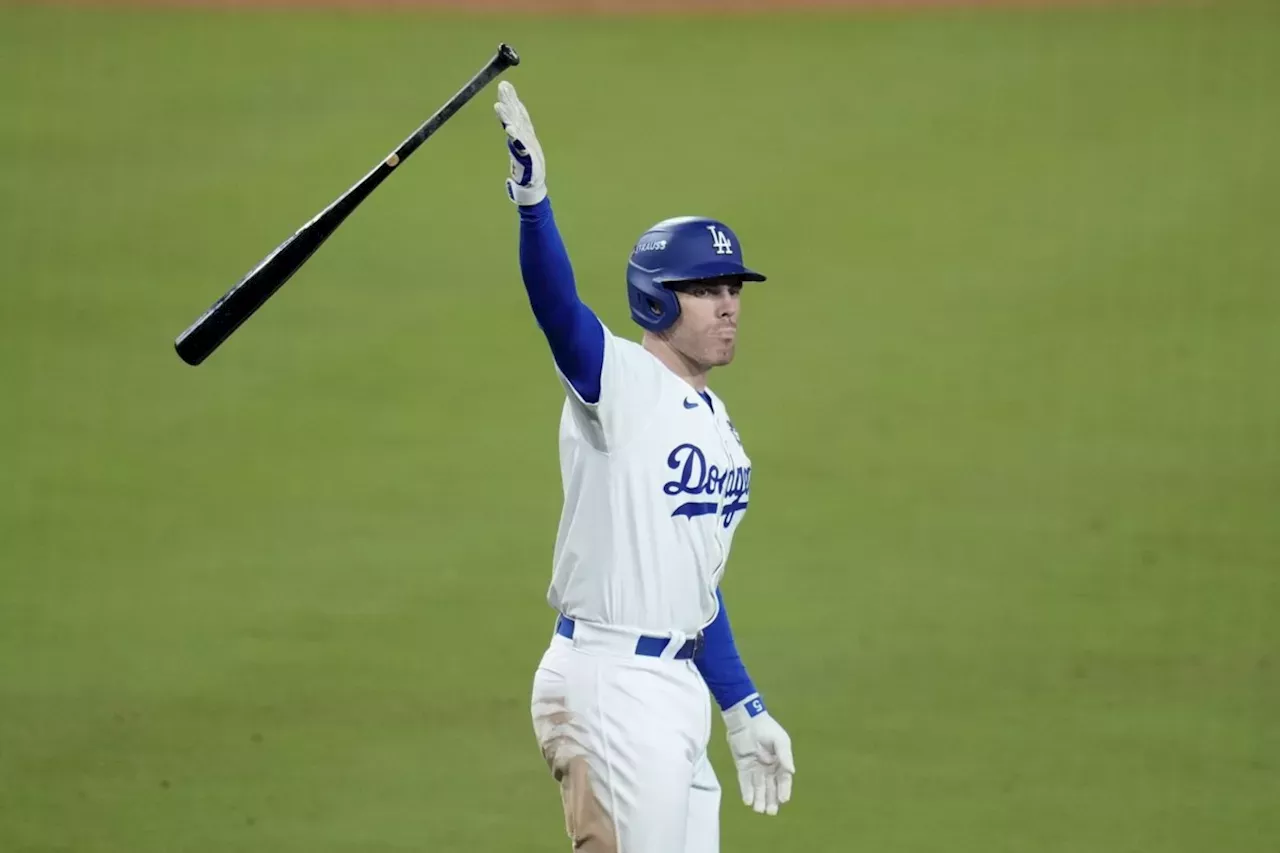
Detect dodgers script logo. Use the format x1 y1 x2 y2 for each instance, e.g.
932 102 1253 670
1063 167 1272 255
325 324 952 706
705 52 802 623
664 443 750 528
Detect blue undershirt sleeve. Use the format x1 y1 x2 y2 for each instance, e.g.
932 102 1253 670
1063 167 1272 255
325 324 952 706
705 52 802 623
517 197 604 403
695 588 762 711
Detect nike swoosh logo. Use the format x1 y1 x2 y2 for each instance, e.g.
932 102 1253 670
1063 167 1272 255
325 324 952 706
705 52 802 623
683 398 699 410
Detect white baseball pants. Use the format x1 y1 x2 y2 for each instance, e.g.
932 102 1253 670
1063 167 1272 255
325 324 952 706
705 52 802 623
530 619 721 853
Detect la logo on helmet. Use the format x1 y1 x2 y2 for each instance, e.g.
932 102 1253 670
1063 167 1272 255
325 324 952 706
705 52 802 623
707 225 734 255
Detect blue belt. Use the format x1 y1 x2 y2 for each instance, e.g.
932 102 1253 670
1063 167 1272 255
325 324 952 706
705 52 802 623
555 615 702 660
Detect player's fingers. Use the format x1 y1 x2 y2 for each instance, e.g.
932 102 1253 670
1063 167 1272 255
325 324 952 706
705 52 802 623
497 105 529 142
498 80 518 106
513 94 533 127
497 80 531 125
737 770 753 807
494 103 516 135
778 770 794 805
764 773 779 816
776 738 796 775
750 767 768 814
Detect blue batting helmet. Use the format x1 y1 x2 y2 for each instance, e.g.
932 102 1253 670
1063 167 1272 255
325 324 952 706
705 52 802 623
626 216 766 333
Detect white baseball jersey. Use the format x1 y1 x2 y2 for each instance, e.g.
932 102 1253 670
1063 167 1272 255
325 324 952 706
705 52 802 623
545 320 752 635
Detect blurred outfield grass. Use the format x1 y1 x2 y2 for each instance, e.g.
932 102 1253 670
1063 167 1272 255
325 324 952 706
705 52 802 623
2 2 1279 851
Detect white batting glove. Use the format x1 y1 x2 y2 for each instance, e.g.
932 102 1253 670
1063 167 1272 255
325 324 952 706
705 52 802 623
722 694 795 816
493 81 547 206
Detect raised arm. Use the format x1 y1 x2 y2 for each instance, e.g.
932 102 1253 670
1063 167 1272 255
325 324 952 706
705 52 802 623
495 82 604 403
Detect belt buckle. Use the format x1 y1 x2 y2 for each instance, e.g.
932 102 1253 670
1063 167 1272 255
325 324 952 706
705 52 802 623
690 631 705 659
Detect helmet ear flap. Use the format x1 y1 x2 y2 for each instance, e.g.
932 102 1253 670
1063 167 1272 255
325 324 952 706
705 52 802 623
627 262 681 333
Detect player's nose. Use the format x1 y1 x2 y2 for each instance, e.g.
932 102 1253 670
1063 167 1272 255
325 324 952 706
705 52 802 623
717 291 740 320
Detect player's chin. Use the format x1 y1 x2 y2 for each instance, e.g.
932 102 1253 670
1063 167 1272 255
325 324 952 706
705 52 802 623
709 342 737 367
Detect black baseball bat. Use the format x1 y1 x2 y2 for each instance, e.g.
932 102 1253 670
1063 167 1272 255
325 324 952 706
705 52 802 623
174 43 520 366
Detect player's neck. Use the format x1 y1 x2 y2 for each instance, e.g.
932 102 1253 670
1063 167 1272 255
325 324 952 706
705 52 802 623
642 333 710 392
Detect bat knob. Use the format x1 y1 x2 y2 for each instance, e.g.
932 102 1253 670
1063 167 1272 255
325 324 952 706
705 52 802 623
498 43 520 68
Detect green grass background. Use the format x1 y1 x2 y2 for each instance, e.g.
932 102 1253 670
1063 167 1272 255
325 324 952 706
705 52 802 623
2 3 1278 851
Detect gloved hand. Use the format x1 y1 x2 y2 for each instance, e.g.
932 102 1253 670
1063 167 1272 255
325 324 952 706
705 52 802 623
722 694 795 815
493 81 547 206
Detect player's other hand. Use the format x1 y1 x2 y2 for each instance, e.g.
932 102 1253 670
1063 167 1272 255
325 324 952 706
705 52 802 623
493 81 547 206
723 695 795 816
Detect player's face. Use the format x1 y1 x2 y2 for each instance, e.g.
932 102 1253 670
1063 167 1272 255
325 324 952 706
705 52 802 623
668 279 743 368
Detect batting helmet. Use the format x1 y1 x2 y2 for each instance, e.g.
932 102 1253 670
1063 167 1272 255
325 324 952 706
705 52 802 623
626 216 767 333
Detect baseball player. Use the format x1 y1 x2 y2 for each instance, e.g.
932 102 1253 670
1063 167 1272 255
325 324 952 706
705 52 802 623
495 81 794 853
